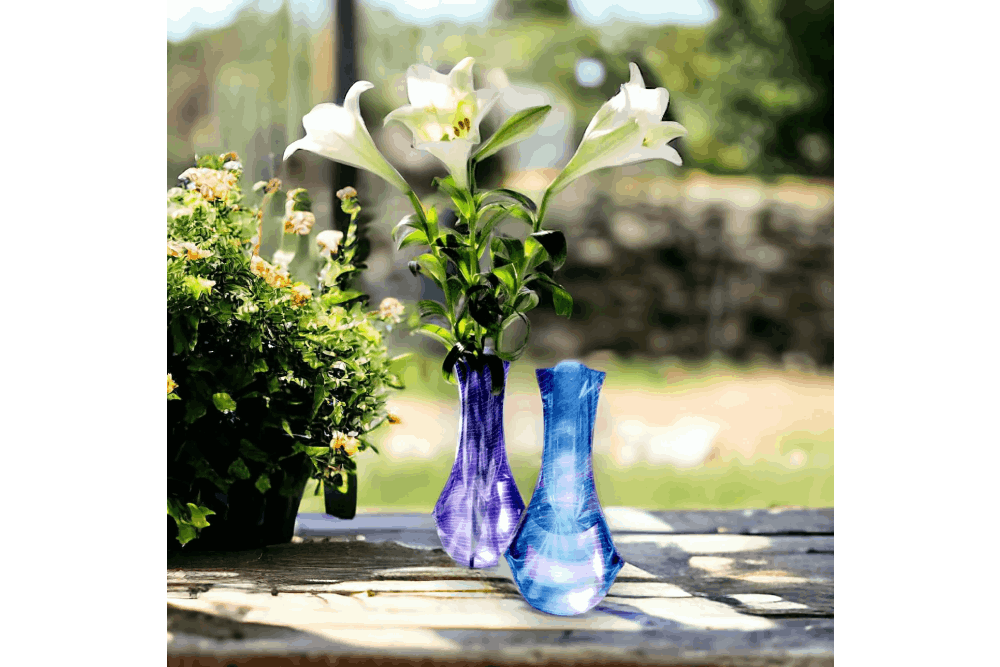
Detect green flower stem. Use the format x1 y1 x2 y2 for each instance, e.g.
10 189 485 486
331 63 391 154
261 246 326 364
534 187 553 233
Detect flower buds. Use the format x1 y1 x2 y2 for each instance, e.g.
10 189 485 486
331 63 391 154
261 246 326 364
378 297 405 324
316 230 345 256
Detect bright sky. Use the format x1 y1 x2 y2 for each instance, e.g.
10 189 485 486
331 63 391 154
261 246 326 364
167 0 717 41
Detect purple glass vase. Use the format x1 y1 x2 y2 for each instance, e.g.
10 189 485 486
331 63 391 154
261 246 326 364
433 357 525 568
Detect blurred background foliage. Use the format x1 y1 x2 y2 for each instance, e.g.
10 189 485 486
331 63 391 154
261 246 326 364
168 0 833 182
167 0 833 510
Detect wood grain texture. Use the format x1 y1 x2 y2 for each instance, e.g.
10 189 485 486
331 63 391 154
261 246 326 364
168 509 833 666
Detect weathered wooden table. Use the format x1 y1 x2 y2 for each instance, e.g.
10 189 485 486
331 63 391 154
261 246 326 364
167 507 833 666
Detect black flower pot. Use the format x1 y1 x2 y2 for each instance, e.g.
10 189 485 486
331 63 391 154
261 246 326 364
167 457 312 552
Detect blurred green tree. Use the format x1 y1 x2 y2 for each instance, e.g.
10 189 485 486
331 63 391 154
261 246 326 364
494 0 572 20
696 0 833 176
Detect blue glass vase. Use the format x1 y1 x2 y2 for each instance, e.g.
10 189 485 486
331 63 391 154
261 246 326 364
504 360 624 615
433 357 525 568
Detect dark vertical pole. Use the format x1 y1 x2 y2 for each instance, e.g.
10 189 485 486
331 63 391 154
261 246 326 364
325 0 361 521
332 0 357 209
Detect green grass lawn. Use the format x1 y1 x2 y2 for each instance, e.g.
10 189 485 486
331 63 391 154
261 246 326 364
300 429 833 513
299 351 833 513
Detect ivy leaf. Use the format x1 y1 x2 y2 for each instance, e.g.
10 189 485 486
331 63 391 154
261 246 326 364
184 400 207 424
311 384 328 419
175 523 198 545
212 392 237 412
185 503 216 529
255 474 272 494
474 105 552 161
227 458 251 480
239 439 269 463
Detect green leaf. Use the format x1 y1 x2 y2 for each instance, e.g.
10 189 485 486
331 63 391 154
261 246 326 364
392 213 421 239
529 230 568 270
282 419 293 437
396 227 429 250
443 276 467 320
311 384 328 419
239 439 269 463
493 264 519 297
441 343 465 384
417 300 449 321
185 503 216 529
514 288 539 313
414 253 447 287
483 354 506 396
170 318 187 355
476 206 510 249
483 188 538 213
324 289 366 305
176 523 197 545
184 400 207 424
506 205 534 228
412 323 456 351
433 176 474 219
534 278 574 318
302 445 330 457
227 458 251 480
474 105 552 161
212 392 237 412
167 393 181 401
255 474 272 494
498 312 531 360
252 358 268 374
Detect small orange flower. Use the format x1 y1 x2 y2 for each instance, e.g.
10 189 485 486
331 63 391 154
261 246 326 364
330 431 360 456
250 255 291 289
289 282 312 307
167 374 178 395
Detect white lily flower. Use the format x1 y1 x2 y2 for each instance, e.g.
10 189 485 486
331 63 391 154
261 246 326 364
548 63 687 195
283 81 411 194
385 57 499 190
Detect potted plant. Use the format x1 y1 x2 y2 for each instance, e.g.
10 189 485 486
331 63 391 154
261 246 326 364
282 58 686 566
167 152 407 550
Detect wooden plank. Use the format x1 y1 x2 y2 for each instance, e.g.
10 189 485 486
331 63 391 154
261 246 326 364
293 508 834 539
646 509 833 535
168 511 833 666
